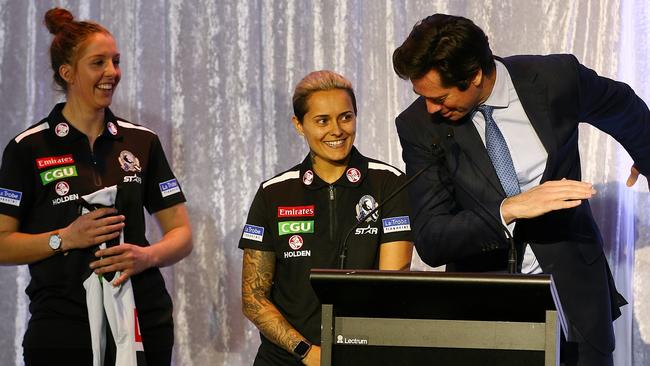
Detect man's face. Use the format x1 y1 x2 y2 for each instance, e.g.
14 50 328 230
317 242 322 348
411 68 484 121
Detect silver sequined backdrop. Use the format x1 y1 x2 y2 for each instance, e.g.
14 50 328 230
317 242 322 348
0 1 648 365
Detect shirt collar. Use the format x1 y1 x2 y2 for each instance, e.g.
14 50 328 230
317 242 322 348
46 102 123 142
481 60 511 109
299 146 368 189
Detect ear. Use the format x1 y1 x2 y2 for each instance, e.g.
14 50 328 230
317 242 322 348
471 68 483 87
58 64 74 84
291 116 304 137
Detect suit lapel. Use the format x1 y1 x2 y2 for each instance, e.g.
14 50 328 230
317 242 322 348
503 59 558 182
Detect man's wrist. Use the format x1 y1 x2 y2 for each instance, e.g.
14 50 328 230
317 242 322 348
501 197 517 224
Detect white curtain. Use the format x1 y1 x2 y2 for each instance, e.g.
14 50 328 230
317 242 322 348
0 1 647 365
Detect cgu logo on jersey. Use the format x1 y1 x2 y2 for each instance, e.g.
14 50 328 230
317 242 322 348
39 165 78 185
278 220 314 236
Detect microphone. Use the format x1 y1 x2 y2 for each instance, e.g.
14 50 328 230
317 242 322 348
441 128 518 273
337 140 443 269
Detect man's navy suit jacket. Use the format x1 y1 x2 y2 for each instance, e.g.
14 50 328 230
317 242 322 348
396 54 650 353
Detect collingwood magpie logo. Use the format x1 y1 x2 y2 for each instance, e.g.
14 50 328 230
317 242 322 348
118 150 141 172
355 195 379 222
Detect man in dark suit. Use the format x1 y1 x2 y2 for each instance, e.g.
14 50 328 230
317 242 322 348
393 14 650 366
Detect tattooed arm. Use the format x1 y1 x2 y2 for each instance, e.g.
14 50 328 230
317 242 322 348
241 248 320 365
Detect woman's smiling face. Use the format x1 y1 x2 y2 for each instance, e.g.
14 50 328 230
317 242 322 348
293 89 357 168
63 32 121 110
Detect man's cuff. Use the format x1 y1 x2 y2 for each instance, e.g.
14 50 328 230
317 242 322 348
499 199 516 236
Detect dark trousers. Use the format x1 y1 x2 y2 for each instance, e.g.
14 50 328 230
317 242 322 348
561 324 613 366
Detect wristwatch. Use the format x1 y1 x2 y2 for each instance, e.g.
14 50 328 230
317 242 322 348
293 340 312 359
48 233 62 252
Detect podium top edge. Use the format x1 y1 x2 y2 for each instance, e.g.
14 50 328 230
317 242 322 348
310 268 553 286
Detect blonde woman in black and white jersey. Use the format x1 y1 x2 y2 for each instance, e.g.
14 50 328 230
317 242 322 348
239 70 413 365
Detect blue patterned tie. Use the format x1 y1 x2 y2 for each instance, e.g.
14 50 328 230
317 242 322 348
477 105 521 197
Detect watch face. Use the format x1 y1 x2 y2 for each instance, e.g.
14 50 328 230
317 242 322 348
49 234 61 250
293 340 311 357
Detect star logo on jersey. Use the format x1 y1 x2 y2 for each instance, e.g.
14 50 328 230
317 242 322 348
118 150 141 172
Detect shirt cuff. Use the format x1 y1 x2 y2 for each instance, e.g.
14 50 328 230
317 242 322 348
499 198 516 237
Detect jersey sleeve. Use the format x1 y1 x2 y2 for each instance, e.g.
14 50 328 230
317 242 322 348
0 139 34 220
143 134 186 214
239 185 275 252
378 172 413 244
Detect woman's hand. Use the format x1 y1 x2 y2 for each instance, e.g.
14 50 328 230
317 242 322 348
89 243 153 286
59 208 124 251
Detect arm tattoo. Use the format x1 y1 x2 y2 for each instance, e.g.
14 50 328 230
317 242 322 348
242 249 305 353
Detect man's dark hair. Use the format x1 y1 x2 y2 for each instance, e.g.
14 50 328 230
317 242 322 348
393 14 495 91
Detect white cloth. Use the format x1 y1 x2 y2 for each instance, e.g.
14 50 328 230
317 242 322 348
81 186 145 366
